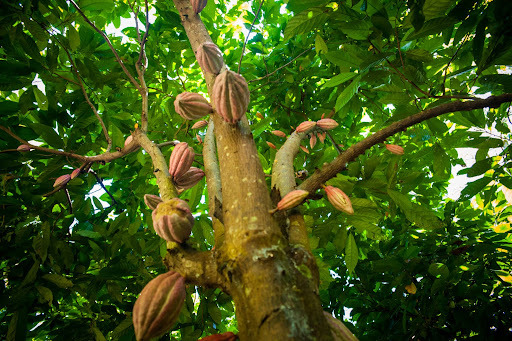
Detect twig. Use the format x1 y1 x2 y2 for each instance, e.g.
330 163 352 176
298 93 512 193
326 131 343 155
248 48 312 83
69 0 142 93
442 35 469 96
238 0 265 74
90 170 118 205
64 188 73 214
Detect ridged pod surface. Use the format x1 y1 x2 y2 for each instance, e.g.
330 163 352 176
191 0 207 14
174 92 212 120
271 130 287 138
53 174 71 188
267 141 276 149
277 190 309 211
152 199 194 243
196 43 224 75
70 168 81 180
316 118 339 130
317 131 327 143
198 332 237 341
191 120 208 129
324 186 354 215
295 121 317 133
385 144 404 155
310 134 317 149
144 194 163 210
323 312 359 341
168 142 195 180
133 271 186 341
174 167 205 190
212 70 250 124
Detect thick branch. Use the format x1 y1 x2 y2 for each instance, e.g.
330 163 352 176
134 130 178 200
299 93 512 193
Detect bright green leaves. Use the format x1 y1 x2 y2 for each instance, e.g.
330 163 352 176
345 233 358 274
335 75 361 111
284 8 330 41
338 20 372 40
388 190 444 230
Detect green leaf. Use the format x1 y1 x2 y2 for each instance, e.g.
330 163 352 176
67 25 80 51
284 8 330 41
345 233 358 274
23 19 49 42
35 285 53 306
459 177 492 200
338 20 372 40
42 273 74 288
315 34 328 54
432 143 451 180
428 262 450 279
75 230 103 239
33 87 48 111
27 122 64 148
422 0 457 20
32 222 50 262
406 17 459 40
324 72 357 87
335 75 361 111
388 190 444 229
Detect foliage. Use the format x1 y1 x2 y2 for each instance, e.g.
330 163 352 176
1 0 511 340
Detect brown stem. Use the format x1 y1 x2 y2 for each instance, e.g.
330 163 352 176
69 0 142 93
298 93 512 193
238 0 265 74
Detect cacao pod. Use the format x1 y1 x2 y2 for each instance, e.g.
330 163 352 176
133 271 186 341
174 167 205 190
191 0 207 14
323 312 359 341
53 174 71 188
317 131 327 144
385 144 404 155
277 190 309 211
70 168 81 180
17 144 31 151
295 121 316 133
310 134 317 149
324 186 354 215
152 199 194 243
144 194 163 210
191 120 208 129
300 145 309 154
316 118 339 130
174 92 213 120
196 42 224 75
212 70 250 124
169 142 195 180
199 332 237 341
267 141 276 149
196 134 203 144
271 130 287 138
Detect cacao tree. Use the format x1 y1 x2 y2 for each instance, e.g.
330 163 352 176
1 0 512 340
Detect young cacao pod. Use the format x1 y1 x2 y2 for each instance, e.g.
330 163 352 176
152 199 194 243
133 271 186 341
169 142 195 180
317 131 327 143
199 332 237 341
191 120 208 129
324 186 354 215
212 70 250 124
53 174 71 188
144 194 163 210
385 144 404 155
267 141 276 149
191 0 207 14
300 145 310 154
271 130 287 138
70 168 81 180
174 167 205 190
196 42 224 75
276 190 309 211
310 134 317 149
17 144 32 151
323 312 359 341
295 121 316 133
174 92 213 120
316 118 339 130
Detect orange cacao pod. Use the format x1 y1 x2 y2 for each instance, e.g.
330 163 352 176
316 118 339 130
175 167 205 190
191 0 207 14
199 332 237 341
133 271 186 341
300 145 309 154
310 134 317 149
70 168 81 180
196 42 224 75
277 190 309 211
212 70 250 124
152 199 194 243
385 144 404 155
191 120 208 129
323 312 359 341
271 130 287 138
168 142 195 180
324 186 354 214
317 131 327 143
144 194 163 210
295 121 316 133
267 141 276 149
17 144 31 151
174 92 213 120
53 174 71 188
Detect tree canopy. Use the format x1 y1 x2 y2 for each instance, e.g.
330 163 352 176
1 0 512 340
